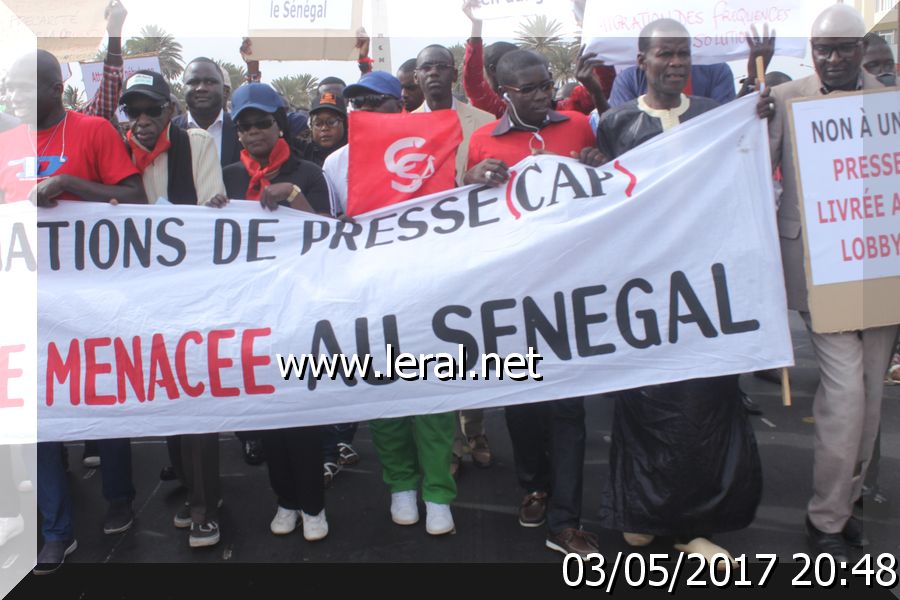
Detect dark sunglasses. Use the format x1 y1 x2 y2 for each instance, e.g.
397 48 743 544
504 80 555 96
349 94 393 110
236 117 276 133
123 103 169 119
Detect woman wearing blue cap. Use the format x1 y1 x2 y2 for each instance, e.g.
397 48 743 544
215 83 331 541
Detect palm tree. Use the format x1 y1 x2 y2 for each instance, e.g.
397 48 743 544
448 43 467 101
62 84 85 110
545 42 579 86
271 74 319 110
515 15 565 55
124 25 184 81
214 60 246 91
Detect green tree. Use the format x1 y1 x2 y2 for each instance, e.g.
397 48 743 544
123 25 184 81
448 43 467 101
62 84 85 110
271 74 319 110
214 60 246 91
515 15 565 54
545 42 580 86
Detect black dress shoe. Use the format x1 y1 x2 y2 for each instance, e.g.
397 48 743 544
159 465 177 481
242 439 266 466
842 516 868 547
741 392 763 416
806 517 850 562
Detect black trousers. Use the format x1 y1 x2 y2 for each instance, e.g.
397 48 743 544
261 426 325 515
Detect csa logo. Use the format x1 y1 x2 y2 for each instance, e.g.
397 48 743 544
383 137 436 194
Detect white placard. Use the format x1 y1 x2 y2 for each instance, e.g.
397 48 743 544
582 0 829 66
79 55 162 101
247 0 354 30
30 96 792 442
471 0 550 20
791 88 900 286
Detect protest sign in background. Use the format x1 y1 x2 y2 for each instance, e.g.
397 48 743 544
470 0 549 21
582 0 832 66
32 96 792 442
245 0 364 61
4 0 108 62
788 87 900 333
79 54 161 100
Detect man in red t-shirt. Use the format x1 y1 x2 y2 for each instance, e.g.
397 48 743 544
0 50 144 206
2 49 145 576
463 49 605 560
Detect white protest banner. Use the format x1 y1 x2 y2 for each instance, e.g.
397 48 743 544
788 87 900 332
80 55 162 101
582 0 827 66
470 0 550 20
32 95 792 442
247 0 354 30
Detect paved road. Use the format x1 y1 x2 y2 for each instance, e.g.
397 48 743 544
6 313 900 596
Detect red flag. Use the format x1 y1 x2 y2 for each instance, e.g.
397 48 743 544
347 110 462 216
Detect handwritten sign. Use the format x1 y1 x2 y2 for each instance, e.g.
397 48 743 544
470 0 549 20
80 55 161 100
582 0 830 65
4 0 107 62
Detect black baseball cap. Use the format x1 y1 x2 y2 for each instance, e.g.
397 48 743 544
310 91 346 117
119 70 171 105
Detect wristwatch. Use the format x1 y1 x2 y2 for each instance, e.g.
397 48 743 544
286 185 303 203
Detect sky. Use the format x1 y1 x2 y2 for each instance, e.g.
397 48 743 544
2 0 847 94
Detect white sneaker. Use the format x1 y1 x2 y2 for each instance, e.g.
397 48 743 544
301 509 329 541
390 490 419 525
17 480 32 493
0 515 25 546
425 502 455 535
270 506 300 535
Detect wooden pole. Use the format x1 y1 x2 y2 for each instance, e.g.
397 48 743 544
756 55 793 408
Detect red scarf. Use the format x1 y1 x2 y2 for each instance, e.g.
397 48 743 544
127 126 172 173
240 138 291 200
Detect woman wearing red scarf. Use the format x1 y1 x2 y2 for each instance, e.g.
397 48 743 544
221 83 330 214
220 83 331 542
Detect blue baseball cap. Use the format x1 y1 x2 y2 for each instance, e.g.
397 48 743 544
230 83 282 120
343 71 402 100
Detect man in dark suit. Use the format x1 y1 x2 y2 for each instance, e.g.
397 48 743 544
172 57 242 167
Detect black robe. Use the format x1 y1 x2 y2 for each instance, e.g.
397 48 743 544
596 95 763 538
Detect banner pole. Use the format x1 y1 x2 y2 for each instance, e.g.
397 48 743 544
757 54 793 408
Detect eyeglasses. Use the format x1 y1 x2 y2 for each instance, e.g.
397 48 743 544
349 94 393 110
812 41 862 59
311 117 342 129
236 117 276 133
123 103 169 120
416 62 454 73
504 80 555 96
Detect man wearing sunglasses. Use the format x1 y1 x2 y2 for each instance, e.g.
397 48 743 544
322 71 404 216
767 4 895 563
464 49 603 560
120 70 225 206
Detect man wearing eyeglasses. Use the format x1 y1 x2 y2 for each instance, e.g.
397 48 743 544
303 92 348 168
767 4 896 562
120 70 225 206
463 49 604 560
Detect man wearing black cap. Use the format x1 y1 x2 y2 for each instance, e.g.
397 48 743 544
120 70 225 205
120 70 227 548
303 91 347 167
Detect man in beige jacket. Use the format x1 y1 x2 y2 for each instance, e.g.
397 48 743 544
767 4 895 562
412 44 496 473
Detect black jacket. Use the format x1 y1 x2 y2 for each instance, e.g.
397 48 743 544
223 155 331 213
172 111 242 167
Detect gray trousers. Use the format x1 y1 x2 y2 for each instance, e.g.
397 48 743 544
167 433 221 524
803 313 897 533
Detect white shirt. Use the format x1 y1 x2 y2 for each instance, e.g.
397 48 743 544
186 109 225 160
322 144 349 217
421 97 459 113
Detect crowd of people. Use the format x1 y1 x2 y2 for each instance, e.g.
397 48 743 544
0 0 896 577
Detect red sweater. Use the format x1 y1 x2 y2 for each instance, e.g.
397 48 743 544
467 111 596 170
